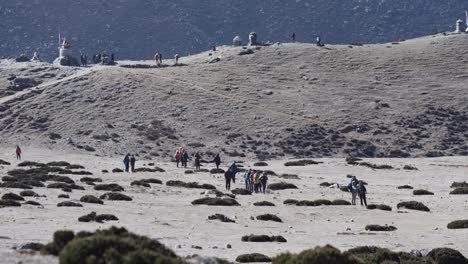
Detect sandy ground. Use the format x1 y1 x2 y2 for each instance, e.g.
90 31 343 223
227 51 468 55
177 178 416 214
0 147 467 263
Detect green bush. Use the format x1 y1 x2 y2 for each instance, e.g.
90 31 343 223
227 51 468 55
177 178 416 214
2 193 24 201
208 214 235 223
241 235 287 243
273 245 360 264
450 188 468 195
413 189 434 195
256 214 282 222
191 198 240 206
397 201 430 212
254 162 269 167
253 201 275 206
94 184 125 192
268 182 298 191
283 199 298 205
284 160 321 166
365 225 397 232
427 248 468 264
100 192 132 201
57 201 83 207
346 246 400 263
447 220 468 229
236 253 271 263
80 195 104 204
232 188 252 195
20 190 38 197
367 204 392 211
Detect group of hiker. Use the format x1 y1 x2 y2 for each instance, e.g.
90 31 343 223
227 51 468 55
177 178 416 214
290 32 322 46
242 169 268 193
154 52 180 65
123 154 137 172
348 176 367 206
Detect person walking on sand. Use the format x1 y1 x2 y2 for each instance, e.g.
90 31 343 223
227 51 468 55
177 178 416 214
15 145 22 160
249 169 255 192
130 155 136 172
254 171 261 193
243 169 251 190
348 176 358 205
358 181 367 207
194 152 201 170
224 169 233 191
260 173 268 194
228 162 238 183
123 154 130 172
175 148 182 167
213 153 221 169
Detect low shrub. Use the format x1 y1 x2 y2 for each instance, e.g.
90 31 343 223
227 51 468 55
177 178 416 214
0 159 11 165
140 178 163 184
365 225 397 232
232 188 252 195
166 180 216 190
253 162 268 167
80 195 104 204
274 245 360 264
279 174 300 179
2 193 24 201
210 168 225 174
283 199 298 205
94 184 124 192
99 192 132 201
20 190 38 197
58 194 70 199
130 180 150 188
284 160 321 166
24 200 41 206
268 182 298 191
320 182 332 187
451 182 468 188
236 253 271 263
427 248 468 264
184 170 194 174
340 185 350 192
397 201 430 212
403 165 418 170
65 164 85 170
112 168 124 173
79 177 102 183
447 220 468 229
18 161 46 167
57 201 83 207
191 198 240 206
79 212 119 223
296 199 332 207
366 204 392 211
0 199 21 207
397 185 414 189
207 214 235 223
253 201 275 206
450 188 468 195
332 199 351 206
256 214 282 222
47 161 71 167
413 189 434 195
0 182 33 189
47 183 85 190
241 235 286 243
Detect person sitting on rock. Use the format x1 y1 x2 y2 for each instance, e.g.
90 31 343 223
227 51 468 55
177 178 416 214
123 154 130 172
358 181 367 207
130 155 136 172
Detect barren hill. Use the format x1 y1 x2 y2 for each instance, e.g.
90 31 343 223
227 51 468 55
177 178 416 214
0 34 467 160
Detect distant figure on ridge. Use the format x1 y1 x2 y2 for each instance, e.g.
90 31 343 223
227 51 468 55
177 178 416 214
316 36 322 46
154 52 160 65
130 155 136 172
175 54 180 65
159 53 163 64
123 153 130 172
292 32 296 42
213 153 221 169
15 145 22 160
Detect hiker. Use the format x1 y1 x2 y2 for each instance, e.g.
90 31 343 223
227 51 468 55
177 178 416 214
213 154 221 169
182 150 189 168
358 181 367 207
175 54 180 64
212 46 216 52
159 53 163 64
111 53 115 63
349 176 358 205
292 32 296 42
260 173 268 194
123 154 130 172
83 55 87 66
175 148 182 167
228 162 238 183
254 171 261 193
316 36 322 46
194 152 201 170
243 169 251 190
224 169 233 191
130 155 136 172
248 170 255 192
15 145 22 160
154 52 160 65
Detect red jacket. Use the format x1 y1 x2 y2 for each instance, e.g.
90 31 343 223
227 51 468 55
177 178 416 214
16 148 21 155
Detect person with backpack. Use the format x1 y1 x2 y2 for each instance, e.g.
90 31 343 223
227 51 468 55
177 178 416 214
243 169 251 190
123 154 130 172
249 169 255 192
213 154 221 169
194 152 201 170
15 145 22 160
130 155 136 172
254 172 261 193
260 173 268 194
228 162 238 183
348 176 358 205
316 36 322 46
358 181 367 207
224 169 233 191
182 151 189 168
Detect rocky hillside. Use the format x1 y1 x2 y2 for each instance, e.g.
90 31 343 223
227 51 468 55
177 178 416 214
0 0 467 61
0 34 467 160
